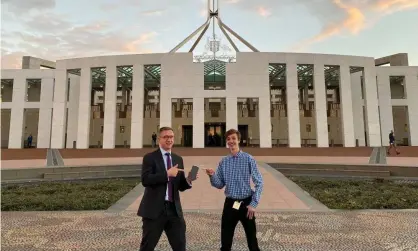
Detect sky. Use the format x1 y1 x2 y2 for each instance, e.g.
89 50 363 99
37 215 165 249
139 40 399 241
1 0 418 69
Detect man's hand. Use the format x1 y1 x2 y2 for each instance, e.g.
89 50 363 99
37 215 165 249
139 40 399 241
167 164 184 177
247 205 256 219
205 168 215 176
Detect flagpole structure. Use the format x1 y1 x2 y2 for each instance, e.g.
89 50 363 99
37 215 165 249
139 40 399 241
169 0 259 53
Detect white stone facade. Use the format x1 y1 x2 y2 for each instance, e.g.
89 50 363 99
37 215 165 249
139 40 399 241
1 52 417 148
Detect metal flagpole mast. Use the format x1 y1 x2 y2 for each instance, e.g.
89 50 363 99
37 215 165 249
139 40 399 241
169 0 259 53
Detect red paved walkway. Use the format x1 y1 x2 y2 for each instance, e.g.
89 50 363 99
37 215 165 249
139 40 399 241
126 157 310 212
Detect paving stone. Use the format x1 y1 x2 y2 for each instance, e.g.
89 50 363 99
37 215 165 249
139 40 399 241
2 211 418 250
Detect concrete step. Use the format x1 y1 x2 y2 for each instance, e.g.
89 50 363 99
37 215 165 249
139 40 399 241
43 169 141 180
268 163 389 172
276 168 391 177
49 165 141 173
1 165 142 181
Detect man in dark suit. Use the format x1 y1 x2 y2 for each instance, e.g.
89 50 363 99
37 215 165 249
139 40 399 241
137 126 198 251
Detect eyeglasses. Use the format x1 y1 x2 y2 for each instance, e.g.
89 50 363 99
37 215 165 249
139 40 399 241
161 136 174 140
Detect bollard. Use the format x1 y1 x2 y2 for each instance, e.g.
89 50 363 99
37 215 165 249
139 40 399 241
73 141 76 149
124 140 127 148
356 139 359 147
331 139 334 147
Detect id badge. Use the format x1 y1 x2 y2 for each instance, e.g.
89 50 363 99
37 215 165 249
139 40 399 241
232 201 242 210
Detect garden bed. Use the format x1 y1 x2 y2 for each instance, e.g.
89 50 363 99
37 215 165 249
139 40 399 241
289 177 418 209
1 178 140 211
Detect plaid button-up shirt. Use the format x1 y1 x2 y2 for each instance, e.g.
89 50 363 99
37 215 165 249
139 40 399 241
210 151 264 208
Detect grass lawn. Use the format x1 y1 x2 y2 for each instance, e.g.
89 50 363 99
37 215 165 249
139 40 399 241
289 177 418 209
1 178 140 211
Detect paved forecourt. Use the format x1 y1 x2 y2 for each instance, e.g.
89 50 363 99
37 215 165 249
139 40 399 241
121 157 326 213
2 210 418 250
2 153 418 250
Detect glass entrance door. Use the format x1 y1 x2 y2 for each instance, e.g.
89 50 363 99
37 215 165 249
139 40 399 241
182 125 193 147
204 123 226 147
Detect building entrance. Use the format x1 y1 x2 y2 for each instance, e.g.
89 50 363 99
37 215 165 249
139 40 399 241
205 123 226 147
238 125 248 146
182 125 193 147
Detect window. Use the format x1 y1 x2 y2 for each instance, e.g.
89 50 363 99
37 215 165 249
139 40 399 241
101 126 104 133
306 124 311 133
328 124 331 132
405 124 408 132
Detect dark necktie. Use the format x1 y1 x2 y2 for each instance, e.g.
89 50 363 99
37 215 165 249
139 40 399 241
165 153 173 202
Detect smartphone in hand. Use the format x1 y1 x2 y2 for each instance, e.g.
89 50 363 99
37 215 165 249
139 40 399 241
188 165 199 181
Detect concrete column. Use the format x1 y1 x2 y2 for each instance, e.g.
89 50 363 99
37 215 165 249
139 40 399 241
363 65 382 146
205 98 210 111
376 73 393 146
76 67 92 149
176 99 181 111
226 97 238 130
66 75 80 148
339 65 356 147
159 84 171 128
304 84 309 110
130 64 144 148
248 98 254 110
259 97 272 148
193 97 204 148
37 78 54 148
8 76 26 148
50 70 68 148
405 74 418 146
128 89 131 106
121 85 127 112
103 64 117 149
313 63 329 147
286 63 301 147
351 71 366 146
281 87 286 103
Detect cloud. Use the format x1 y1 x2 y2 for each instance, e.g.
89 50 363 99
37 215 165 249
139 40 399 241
99 3 119 12
124 32 159 52
288 0 418 51
1 10 160 69
140 9 166 16
372 0 418 12
223 0 242 3
216 0 416 49
257 6 272 17
1 0 55 12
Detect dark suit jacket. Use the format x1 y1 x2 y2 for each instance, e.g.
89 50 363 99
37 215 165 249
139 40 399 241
137 149 192 219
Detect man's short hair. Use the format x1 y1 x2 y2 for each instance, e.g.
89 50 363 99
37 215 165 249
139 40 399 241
159 127 174 134
225 128 241 140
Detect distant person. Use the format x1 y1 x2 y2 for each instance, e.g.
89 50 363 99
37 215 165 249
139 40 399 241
151 132 157 147
387 130 400 155
205 128 263 251
27 134 33 148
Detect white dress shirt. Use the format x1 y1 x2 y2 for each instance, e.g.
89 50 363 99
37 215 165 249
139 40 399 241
160 147 172 201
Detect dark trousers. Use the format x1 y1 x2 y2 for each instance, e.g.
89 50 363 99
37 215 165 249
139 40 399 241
139 202 186 251
221 197 260 251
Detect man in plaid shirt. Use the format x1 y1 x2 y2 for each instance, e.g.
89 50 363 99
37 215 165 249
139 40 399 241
206 128 263 251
